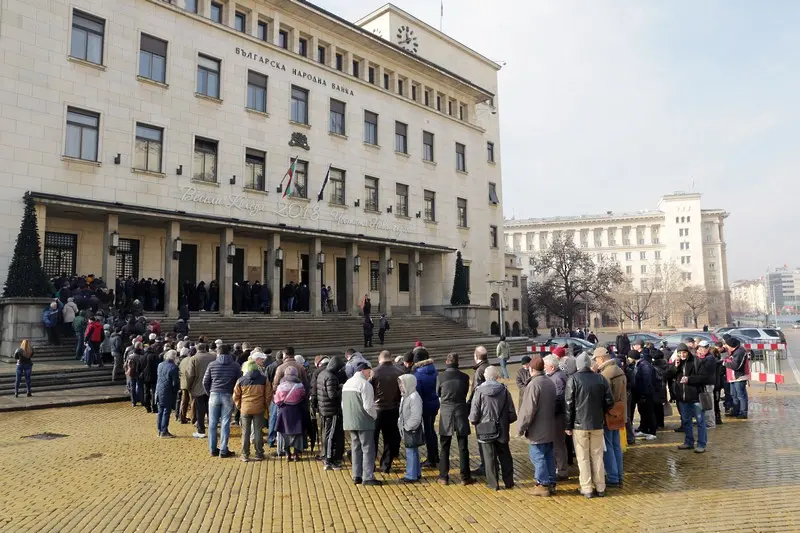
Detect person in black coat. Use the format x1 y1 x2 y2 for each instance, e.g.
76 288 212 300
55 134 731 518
615 333 631 357
363 316 374 348
437 353 474 485
260 283 271 314
251 281 262 312
651 349 669 429
141 345 162 413
316 356 347 468
196 281 208 311
631 347 659 438
233 283 242 314
665 343 714 452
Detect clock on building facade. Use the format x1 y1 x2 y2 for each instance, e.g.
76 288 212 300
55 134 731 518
395 24 419 54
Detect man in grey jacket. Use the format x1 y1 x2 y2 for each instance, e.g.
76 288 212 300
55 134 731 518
517 355 557 496
544 354 569 481
185 343 216 438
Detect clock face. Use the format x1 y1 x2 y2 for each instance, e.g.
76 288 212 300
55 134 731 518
395 24 419 54
372 28 383 38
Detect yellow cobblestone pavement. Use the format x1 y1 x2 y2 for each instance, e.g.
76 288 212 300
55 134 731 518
1 380 800 532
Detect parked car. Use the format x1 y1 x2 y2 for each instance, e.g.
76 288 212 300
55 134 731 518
793 321 800 329
662 331 720 350
628 332 662 346
544 337 595 356
728 328 784 345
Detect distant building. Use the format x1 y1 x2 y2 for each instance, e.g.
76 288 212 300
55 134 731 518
765 267 800 313
731 279 767 315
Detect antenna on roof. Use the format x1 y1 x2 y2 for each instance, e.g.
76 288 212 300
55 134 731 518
440 0 443 32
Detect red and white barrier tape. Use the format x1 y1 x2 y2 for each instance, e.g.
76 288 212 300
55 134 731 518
743 343 786 351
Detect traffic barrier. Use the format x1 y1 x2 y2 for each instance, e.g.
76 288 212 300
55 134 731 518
526 344 556 353
725 343 786 390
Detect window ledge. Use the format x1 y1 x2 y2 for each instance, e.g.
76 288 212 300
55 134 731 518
488 160 496 165
131 168 166 178
245 107 270 118
243 188 269 196
190 179 220 187
61 155 101 167
67 56 106 71
136 76 169 89
285 196 310 203
394 213 411 220
424 220 438 226
395 151 410 158
458 226 470 231
363 142 380 149
364 208 381 215
195 93 222 103
329 202 348 209
423 160 437 167
328 132 348 140
289 120 311 129
456 169 469 175
489 201 499 207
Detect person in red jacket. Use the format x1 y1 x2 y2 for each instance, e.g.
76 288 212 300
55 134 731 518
84 316 104 367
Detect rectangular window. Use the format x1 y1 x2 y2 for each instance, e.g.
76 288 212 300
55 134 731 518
43 232 78 277
329 99 345 135
487 141 495 163
411 85 417 101
383 73 390 90
685 256 691 265
364 111 378 145
641 265 647 274
655 251 661 260
399 263 410 292
329 168 345 205
459 104 465 120
368 67 375 84
512 299 520 311
365 176 379 211
257 21 267 41
626 265 632 275
291 86 308 124
512 275 519 288
139 34 167 83
489 182 499 204
436 95 441 111
394 122 407 153
370 261 380 291
196 54 220 98
193 138 218 183
335 53 343 71
456 143 466 171
317 46 325 64
70 10 105 65
457 198 467 227
423 131 434 162
640 251 646 260
464 265 471 292
352 61 359 78
424 190 436 222
185 0 198 13
65 107 99 161
490 225 498 248
290 160 307 198
134 123 163 173
235 11 246 32
298 38 308 57
448 100 453 115
244 148 265 191
116 238 140 279
278 30 288 49
625 252 632 261
424 91 430 107
398 79 404 96
246 70 268 112
210 2 222 23
395 183 408 217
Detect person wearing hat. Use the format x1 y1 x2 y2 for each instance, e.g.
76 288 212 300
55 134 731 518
344 348 369 380
723 335 748 419
342 360 381 485
695 340 717 429
98 324 113 367
630 341 658 441
515 355 533 407
517 354 558 497
593 346 626 489
665 343 711 453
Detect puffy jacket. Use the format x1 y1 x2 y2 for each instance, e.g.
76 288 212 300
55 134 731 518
468 380 517 444
316 356 346 417
155 360 180 407
42 307 60 328
272 359 308 390
651 357 668 403
599 359 627 429
345 352 368 380
370 361 403 412
203 353 242 395
665 353 714 404
397 374 423 433
565 369 614 431
413 359 440 412
62 301 78 323
342 371 377 431
633 358 658 396
437 365 471 437
546 369 567 415
110 332 123 355
233 370 272 415
85 321 104 344
615 335 631 357
173 320 188 337
141 349 161 384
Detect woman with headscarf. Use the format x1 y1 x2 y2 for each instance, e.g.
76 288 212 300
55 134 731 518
398 373 423 483
14 339 34 398
274 366 308 461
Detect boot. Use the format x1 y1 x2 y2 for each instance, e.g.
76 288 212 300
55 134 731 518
715 415 723 425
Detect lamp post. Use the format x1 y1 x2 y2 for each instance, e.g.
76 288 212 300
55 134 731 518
487 278 512 337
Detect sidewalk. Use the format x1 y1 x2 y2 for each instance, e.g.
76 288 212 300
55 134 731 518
0 385 128 412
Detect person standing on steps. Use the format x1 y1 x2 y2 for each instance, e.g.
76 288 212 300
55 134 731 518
363 315 374 348
496 335 511 379
378 313 390 345
342 361 382 486
13 339 34 398
361 294 371 317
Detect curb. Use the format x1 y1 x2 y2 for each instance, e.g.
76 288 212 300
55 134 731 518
0 394 129 413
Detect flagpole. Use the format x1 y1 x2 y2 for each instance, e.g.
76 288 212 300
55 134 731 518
440 1 443 31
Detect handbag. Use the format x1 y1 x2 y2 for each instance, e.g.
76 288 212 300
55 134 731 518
403 425 424 448
476 393 507 442
699 390 713 411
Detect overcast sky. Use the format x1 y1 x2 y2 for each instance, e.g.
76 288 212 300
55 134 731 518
321 0 800 281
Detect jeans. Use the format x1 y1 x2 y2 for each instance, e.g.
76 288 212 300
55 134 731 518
75 334 85 360
267 402 278 446
678 401 707 448
405 446 421 480
422 409 439 464
704 385 716 428
528 442 556 486
374 408 400 471
194 395 209 434
731 380 748 416
499 358 510 379
127 377 140 405
15 364 32 395
209 392 234 454
439 435 471 480
603 428 623 484
350 430 376 481
241 413 265 458
157 404 172 434
287 296 295 311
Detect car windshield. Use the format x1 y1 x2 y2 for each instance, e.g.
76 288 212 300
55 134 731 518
763 329 782 338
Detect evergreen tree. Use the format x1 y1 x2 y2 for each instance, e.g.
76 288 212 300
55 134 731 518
3 193 51 298
449 251 470 306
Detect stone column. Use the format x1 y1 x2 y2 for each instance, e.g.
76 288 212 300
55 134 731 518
346 243 359 316
309 35 318 62
223 0 235 27
409 249 421 315
164 221 180 317
271 13 281 45
379 246 391 316
266 233 281 316
34 202 46 262
309 238 322 317
101 214 119 289
219 227 234 317
344 50 352 75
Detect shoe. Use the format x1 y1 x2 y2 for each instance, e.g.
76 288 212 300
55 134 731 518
161 432 176 438
677 444 694 450
605 482 621 489
577 489 594 499
644 434 657 441
331 462 344 471
363 479 383 486
402 477 417 484
324 463 332 471
596 491 605 498
437 477 448 485
353 477 362 485
380 466 391 474
241 456 250 463
157 432 163 438
634 430 644 437
736 414 748 419
471 467 485 477
211 448 220 457
673 427 684 433
716 418 724 425
532 484 550 497
421 461 438 469
219 450 235 458
461 478 476 486
694 447 706 454
192 432 206 439
26 392 32 397
14 393 18 398
505 482 514 489
549 484 557 494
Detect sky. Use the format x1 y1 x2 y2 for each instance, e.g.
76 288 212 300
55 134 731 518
319 0 800 281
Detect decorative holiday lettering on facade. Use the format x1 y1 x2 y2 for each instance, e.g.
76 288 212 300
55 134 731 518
235 47 355 96
179 187 269 217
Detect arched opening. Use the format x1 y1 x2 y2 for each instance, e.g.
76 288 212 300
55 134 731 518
512 321 521 336
490 321 500 335
504 321 511 336
593 317 600 329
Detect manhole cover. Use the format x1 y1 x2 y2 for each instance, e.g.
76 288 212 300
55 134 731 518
21 432 69 440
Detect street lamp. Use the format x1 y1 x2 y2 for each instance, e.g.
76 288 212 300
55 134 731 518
386 257 394 274
172 236 182 260
226 242 236 264
317 251 325 269
275 247 284 266
108 230 119 256
354 255 361 272
416 261 424 276
487 278 512 337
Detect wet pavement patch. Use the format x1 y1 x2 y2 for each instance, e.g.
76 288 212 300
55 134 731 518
21 432 68 440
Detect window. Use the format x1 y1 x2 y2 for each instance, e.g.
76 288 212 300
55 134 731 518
448 100 453 115
640 251 646 260
193 138 217 183
246 70 268 112
352 60 359 78
278 30 288 49
457 198 468 227
210 2 222 23
681 217 685 223
436 95 441 111
290 160 307 198
196 54 220 98
139 34 167 83
640 279 649 291
464 265 471 292
116 238 140 279
687 216 691 222
394 121 407 153
65 108 99 161
625 252 632 261
235 11 246 32
365 176 379 211
368 67 375 84
460 104 466 120
364 111 378 145
490 225 498 248
684 242 690 250
43 232 78 277
489 182 499 204
291 86 308 124
641 265 647 274
424 190 436 222
626 265 632 275
655 251 661 260
335 53 343 71
512 275 519 288
297 38 307 57
134 123 163 173
329 99 345 135
70 10 105 65
244 149 265 191
424 91 430 106
487 142 495 163
317 46 325 64
395 183 409 217
329 168 345 205
185 0 198 13
682 272 692 281
399 263 410 292
610 253 618 261
383 73 390 90
682 256 691 265
370 261 380 291
412 85 417 101
456 143 466 171
257 21 267 41
709 262 716 269
398 79 404 96
423 131 434 162
675 217 679 223
512 299 520 311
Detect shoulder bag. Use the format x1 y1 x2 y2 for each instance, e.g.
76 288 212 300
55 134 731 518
476 390 507 442
403 425 425 448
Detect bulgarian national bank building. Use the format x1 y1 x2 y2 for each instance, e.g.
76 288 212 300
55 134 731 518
0 0 506 317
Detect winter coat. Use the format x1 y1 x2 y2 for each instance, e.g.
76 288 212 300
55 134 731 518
565 369 614 431
599 359 628 430
437 365 471 437
110 332 123 355
73 315 86 337
666 354 714 403
559 355 578 376
155 360 180 407
651 357 669 403
468 380 517 444
42 307 60 328
85 321 104 344
14 347 33 366
516 366 532 407
413 359 440 412
469 360 490 402
99 330 113 354
615 335 631 357
342 371 377 431
316 356 346 417
62 301 78 323
141 349 161 384
370 361 403 412
173 320 188 337
724 346 749 382
275 375 307 435
496 341 510 360
546 369 567 415
397 374 423 434
308 364 326 413
633 358 658 397
344 352 368 380
272 359 308 390
178 354 193 390
517 371 557 444
203 353 242 395
185 349 216 398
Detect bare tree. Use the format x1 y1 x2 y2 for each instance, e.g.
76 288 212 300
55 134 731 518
651 260 684 327
682 285 708 328
612 281 656 330
528 236 624 329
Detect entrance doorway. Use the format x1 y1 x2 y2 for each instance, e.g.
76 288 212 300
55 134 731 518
215 247 245 284
300 254 309 285
336 257 347 313
179 244 197 287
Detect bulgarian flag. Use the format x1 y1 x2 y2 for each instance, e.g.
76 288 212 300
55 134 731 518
281 156 298 198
